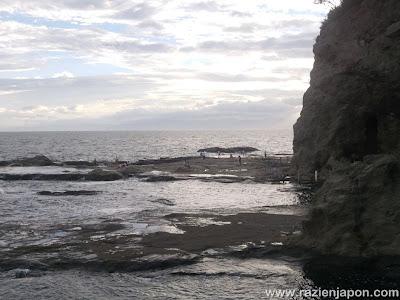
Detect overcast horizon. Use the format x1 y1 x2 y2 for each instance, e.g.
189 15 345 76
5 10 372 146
0 0 330 131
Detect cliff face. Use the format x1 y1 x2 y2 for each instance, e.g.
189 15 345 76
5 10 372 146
293 0 400 256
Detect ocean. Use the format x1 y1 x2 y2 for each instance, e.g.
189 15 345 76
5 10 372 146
0 130 293 161
0 130 391 299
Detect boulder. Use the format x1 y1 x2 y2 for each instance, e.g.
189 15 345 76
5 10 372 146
15 269 30 279
86 168 124 181
11 155 53 167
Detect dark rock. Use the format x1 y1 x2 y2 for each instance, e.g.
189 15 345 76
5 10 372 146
197 147 259 153
134 157 194 166
0 169 123 182
0 173 86 181
10 155 53 167
144 175 181 182
38 190 100 196
63 161 97 167
15 269 30 278
293 0 400 177
304 255 400 289
150 198 175 206
292 0 400 256
386 21 400 38
86 168 124 181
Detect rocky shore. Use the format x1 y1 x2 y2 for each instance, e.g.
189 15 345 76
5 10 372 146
0 211 305 274
293 0 400 256
0 153 293 184
0 151 310 276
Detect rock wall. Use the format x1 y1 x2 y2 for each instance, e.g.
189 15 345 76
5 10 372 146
293 0 400 256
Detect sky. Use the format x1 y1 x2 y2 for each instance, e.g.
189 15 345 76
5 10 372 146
0 0 331 131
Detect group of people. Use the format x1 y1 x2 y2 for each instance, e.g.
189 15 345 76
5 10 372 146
199 151 243 165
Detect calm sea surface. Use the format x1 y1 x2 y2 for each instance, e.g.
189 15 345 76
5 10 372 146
0 130 293 161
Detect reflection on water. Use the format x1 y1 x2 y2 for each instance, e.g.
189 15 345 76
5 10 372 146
0 177 299 250
0 130 292 161
1 131 397 299
0 257 312 300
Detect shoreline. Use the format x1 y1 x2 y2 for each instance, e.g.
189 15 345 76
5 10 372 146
0 211 306 273
0 153 315 277
0 154 301 184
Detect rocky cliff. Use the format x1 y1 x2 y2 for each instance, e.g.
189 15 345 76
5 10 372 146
293 0 400 256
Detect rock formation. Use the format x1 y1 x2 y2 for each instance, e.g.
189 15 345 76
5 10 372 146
197 147 259 154
293 0 400 256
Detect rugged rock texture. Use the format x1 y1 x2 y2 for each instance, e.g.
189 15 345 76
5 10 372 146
38 190 100 196
293 0 400 256
197 147 259 153
86 168 124 181
6 155 54 167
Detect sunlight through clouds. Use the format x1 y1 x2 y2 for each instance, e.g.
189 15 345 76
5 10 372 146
0 0 330 130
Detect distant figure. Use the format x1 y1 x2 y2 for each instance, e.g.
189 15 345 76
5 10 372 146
238 155 242 166
218 151 221 158
201 152 206 160
264 151 267 159
230 154 233 159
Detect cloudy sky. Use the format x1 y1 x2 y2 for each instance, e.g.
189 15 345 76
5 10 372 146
0 0 330 131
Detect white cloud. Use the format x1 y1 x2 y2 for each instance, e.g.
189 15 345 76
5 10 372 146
52 71 75 78
0 0 331 130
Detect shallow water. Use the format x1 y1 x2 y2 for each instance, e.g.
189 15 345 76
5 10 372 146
2 131 396 299
0 165 309 299
0 176 299 250
0 257 312 299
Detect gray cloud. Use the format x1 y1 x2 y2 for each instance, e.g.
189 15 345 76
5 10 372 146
233 88 304 99
103 40 172 53
57 0 114 9
275 19 317 28
0 21 173 73
0 75 159 108
182 31 317 53
230 11 252 17
282 97 303 106
137 20 164 30
185 1 223 12
109 99 300 130
112 3 156 20
0 0 329 130
196 73 292 82
224 23 259 33
5 99 300 131
223 19 318 33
